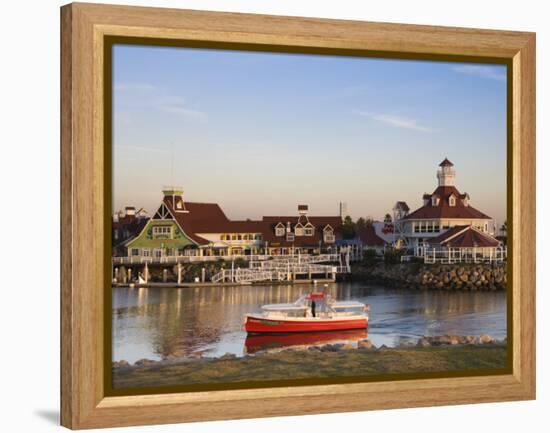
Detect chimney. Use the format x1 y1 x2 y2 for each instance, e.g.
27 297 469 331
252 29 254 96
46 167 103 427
162 186 188 213
298 204 308 215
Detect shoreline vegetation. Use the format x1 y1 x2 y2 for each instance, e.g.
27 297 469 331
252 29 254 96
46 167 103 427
112 335 507 388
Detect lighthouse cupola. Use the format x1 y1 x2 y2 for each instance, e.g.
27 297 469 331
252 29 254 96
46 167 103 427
437 158 455 187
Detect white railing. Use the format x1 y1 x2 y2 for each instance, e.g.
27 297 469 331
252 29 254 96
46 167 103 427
422 247 507 264
112 253 342 266
112 254 273 265
210 263 347 284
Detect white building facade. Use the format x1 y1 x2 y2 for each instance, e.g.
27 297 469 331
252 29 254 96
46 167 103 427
396 158 495 250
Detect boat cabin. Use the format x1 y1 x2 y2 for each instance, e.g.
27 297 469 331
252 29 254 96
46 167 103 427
259 293 366 319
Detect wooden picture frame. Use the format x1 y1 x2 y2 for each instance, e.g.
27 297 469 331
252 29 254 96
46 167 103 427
61 2 536 429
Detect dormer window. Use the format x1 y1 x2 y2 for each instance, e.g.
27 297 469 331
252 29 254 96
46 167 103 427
152 225 172 239
431 196 440 206
275 223 285 237
295 223 304 236
449 195 456 206
323 225 335 243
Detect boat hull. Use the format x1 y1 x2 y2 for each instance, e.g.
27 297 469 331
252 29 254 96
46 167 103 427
245 315 368 334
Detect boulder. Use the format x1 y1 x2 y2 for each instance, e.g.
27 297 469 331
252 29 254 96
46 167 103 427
416 337 431 347
134 358 155 367
358 339 375 350
457 335 476 345
112 360 129 369
340 344 356 351
320 344 343 352
479 334 494 344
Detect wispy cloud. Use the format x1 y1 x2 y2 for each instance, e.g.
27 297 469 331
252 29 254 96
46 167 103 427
356 111 434 132
156 96 206 119
452 65 506 82
114 82 158 92
115 144 169 153
114 84 207 120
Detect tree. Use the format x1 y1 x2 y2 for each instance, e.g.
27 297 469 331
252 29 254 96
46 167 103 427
342 215 356 239
500 220 507 236
356 217 367 232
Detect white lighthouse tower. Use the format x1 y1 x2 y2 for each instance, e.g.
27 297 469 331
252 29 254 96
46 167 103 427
437 157 456 186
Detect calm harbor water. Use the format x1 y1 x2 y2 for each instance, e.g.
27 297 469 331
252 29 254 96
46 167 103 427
112 282 506 363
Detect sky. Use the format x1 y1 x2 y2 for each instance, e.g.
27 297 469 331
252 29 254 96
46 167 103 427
112 44 507 224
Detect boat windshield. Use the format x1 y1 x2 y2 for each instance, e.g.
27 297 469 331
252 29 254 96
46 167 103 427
261 304 308 317
331 304 366 315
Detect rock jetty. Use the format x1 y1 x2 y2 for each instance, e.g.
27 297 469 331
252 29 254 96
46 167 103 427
352 262 507 291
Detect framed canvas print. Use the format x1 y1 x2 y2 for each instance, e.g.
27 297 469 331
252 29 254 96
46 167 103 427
60 3 536 429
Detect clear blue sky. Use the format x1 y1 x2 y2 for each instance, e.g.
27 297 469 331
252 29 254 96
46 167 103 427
113 44 507 224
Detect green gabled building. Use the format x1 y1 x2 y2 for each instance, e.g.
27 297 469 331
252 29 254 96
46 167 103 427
125 187 207 259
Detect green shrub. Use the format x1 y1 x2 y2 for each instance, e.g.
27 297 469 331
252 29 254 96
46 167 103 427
362 249 378 267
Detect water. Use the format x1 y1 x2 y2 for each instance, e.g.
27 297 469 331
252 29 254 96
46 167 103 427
112 282 507 363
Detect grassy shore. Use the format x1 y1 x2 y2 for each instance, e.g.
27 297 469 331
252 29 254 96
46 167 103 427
112 344 507 389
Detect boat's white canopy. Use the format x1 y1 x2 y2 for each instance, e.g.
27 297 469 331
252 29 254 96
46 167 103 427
331 301 366 308
261 303 308 311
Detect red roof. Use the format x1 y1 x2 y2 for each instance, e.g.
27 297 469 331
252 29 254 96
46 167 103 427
162 198 227 245
439 158 454 167
261 216 343 247
429 226 500 248
357 225 385 247
162 196 343 247
405 186 491 220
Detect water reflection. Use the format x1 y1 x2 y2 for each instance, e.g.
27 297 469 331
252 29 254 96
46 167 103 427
112 282 506 363
245 330 368 354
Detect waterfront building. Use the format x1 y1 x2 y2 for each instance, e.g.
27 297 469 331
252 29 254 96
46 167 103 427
122 187 343 259
112 206 149 255
423 225 506 264
396 158 495 249
357 225 386 253
394 158 505 263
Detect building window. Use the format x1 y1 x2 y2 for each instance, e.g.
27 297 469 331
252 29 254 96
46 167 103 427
431 196 439 206
254 234 262 240
449 196 456 206
275 227 285 236
295 226 304 236
153 249 163 258
142 248 151 257
130 248 139 256
324 233 335 243
152 225 172 238
304 228 314 236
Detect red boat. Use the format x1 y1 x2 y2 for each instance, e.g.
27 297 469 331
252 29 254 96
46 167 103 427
244 292 369 334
